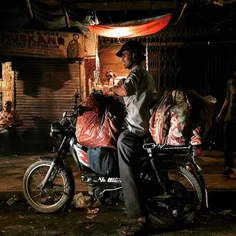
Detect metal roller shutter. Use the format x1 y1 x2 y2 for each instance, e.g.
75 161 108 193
13 58 81 152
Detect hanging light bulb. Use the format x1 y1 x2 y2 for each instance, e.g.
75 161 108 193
94 11 100 25
84 10 100 26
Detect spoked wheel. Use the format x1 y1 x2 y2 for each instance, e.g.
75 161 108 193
143 162 202 224
23 160 74 213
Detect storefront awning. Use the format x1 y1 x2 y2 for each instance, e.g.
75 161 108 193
88 13 172 38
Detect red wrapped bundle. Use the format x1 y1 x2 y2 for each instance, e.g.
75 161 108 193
189 93 217 145
149 92 171 145
150 90 216 146
166 90 191 145
75 109 116 149
191 128 202 145
75 94 124 149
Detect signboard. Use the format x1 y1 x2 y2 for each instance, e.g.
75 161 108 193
0 29 84 59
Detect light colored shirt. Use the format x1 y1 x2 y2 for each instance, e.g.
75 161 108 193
121 65 154 136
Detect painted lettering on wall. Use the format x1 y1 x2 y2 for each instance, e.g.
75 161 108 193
0 29 84 59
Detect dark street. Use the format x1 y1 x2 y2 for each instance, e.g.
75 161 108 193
1 152 236 236
1 192 236 236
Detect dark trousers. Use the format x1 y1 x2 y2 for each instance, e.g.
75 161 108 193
224 122 236 168
117 130 147 218
0 129 11 155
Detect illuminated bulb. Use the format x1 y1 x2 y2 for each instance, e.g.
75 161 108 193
111 27 131 38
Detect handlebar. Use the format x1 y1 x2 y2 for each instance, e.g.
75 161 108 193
76 105 86 115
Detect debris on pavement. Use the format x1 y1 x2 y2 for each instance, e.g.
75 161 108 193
217 209 236 217
6 195 20 206
217 210 232 216
86 215 97 220
90 200 101 208
85 224 93 229
86 207 100 220
87 208 99 215
76 220 84 224
72 192 91 209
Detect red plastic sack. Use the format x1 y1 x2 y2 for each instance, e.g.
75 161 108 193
75 109 116 149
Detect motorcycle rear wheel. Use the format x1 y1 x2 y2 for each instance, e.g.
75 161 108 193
144 162 202 225
23 160 74 213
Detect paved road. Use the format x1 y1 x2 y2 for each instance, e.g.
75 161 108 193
1 150 236 199
1 191 236 236
1 151 236 235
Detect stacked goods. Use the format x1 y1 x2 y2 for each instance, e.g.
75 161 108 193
149 90 216 146
188 92 217 145
149 91 172 145
167 90 191 145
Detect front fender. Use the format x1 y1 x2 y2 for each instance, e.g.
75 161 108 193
40 155 75 188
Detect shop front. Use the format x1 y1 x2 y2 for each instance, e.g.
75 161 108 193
0 29 96 152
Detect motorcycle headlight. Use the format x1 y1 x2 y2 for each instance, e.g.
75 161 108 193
62 112 67 118
50 122 64 138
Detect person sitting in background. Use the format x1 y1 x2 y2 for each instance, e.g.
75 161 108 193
101 70 116 94
0 101 23 156
102 70 116 86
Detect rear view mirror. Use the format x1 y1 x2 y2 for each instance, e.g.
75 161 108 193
74 88 79 99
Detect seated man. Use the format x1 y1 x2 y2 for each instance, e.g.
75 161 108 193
0 101 23 156
102 70 116 86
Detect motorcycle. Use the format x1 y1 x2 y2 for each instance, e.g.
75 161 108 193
23 89 208 225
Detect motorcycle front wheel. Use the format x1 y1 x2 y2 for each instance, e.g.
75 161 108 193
23 160 74 213
143 162 202 225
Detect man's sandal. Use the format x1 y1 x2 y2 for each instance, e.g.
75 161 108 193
121 220 152 236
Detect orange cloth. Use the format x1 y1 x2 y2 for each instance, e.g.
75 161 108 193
88 14 172 38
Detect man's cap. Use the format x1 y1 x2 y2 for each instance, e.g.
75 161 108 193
116 41 145 58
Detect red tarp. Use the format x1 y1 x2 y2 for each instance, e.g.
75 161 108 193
88 13 172 38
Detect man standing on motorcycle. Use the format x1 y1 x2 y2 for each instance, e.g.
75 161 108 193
110 40 154 235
